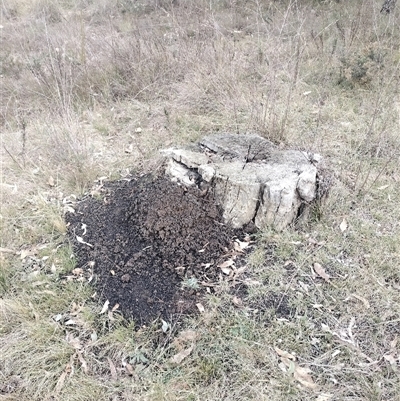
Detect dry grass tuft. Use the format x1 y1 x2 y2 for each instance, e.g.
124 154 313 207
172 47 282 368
1 0 400 400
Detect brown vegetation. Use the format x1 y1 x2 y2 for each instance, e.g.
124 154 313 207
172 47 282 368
1 1 400 400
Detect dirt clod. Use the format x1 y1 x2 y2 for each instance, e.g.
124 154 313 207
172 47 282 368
66 175 245 324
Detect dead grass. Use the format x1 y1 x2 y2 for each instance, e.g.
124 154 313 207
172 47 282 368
1 0 400 400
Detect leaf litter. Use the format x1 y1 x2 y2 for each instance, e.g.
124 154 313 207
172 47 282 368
313 263 331 281
171 329 198 364
275 347 318 390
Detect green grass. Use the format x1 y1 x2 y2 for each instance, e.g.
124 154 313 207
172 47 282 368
1 0 400 400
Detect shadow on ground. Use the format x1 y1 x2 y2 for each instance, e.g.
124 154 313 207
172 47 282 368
66 174 247 324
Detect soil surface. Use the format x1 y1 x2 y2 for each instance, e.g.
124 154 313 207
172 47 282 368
65 174 246 324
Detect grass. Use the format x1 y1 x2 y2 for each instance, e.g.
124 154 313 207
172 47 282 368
1 0 400 399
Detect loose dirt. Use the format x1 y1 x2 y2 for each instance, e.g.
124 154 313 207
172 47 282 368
65 174 246 325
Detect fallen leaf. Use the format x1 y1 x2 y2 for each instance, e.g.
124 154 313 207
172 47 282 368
340 219 348 232
218 259 234 269
310 337 320 346
321 323 331 332
220 266 232 275
316 393 334 401
20 249 34 260
31 280 48 287
174 330 198 351
196 303 205 313
77 351 88 374
53 314 63 322
350 294 370 309
125 144 133 153
234 266 247 276
313 263 331 281
76 236 93 248
66 333 81 349
243 278 261 286
70 302 82 315
81 223 87 235
178 330 197 342
276 348 318 390
107 357 118 381
98 176 108 183
278 360 291 372
201 263 212 269
125 362 134 376
234 240 250 252
0 247 16 254
161 320 170 333
54 357 73 395
72 268 84 276
383 354 397 368
54 369 68 394
294 364 318 390
312 304 323 309
284 260 295 266
347 316 356 343
170 344 194 364
275 347 296 361
28 271 40 280
299 281 310 294
36 290 57 297
377 184 389 190
64 205 75 213
100 300 109 314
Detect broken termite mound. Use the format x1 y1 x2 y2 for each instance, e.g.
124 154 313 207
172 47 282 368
65 173 249 325
162 133 330 231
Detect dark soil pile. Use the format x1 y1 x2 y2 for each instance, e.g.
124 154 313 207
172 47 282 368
65 175 245 324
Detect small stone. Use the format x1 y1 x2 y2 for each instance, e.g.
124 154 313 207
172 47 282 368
121 274 131 283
